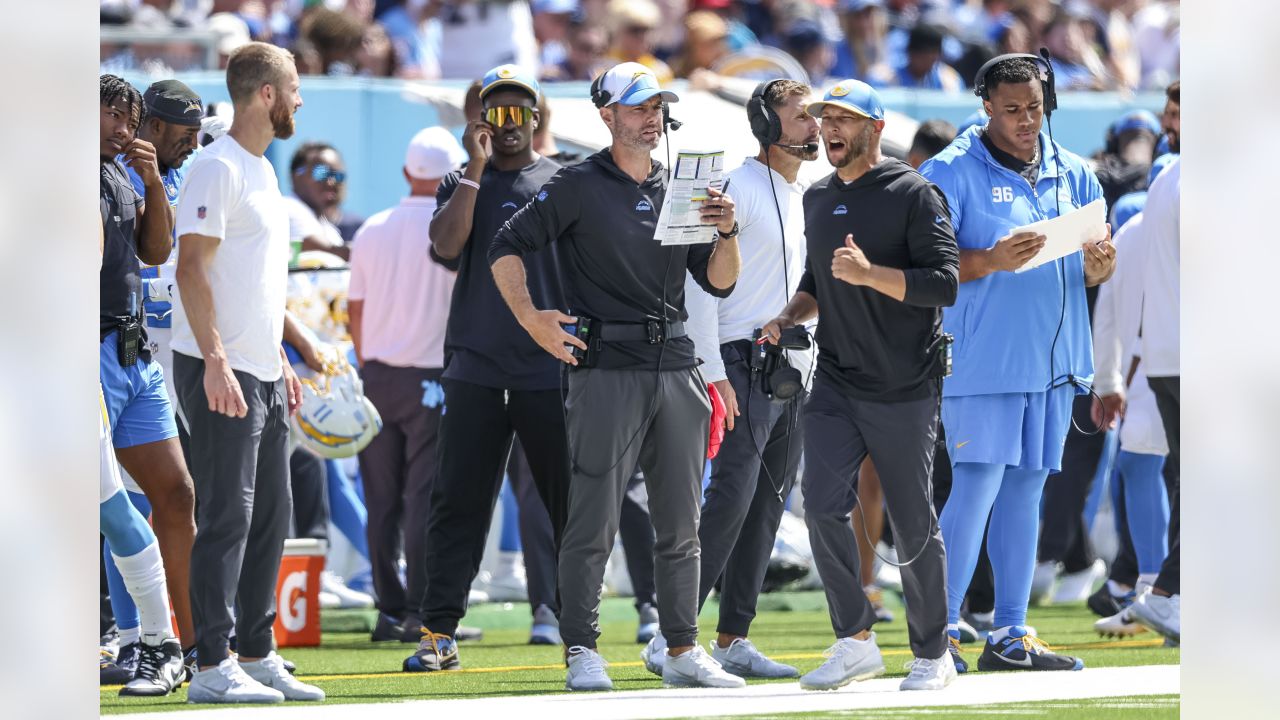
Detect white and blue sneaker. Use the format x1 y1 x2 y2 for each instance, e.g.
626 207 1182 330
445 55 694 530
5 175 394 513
799 634 885 691
529 604 561 646
977 626 1083 672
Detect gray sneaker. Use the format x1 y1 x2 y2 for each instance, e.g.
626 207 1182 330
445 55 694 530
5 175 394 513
186 658 284 704
799 634 886 691
565 646 613 691
529 604 561 646
640 632 667 676
239 652 325 701
899 653 956 691
710 638 799 678
662 646 746 689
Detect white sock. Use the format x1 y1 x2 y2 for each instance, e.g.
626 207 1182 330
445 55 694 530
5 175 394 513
1106 579 1131 597
112 541 174 639
1136 573 1158 592
118 625 140 648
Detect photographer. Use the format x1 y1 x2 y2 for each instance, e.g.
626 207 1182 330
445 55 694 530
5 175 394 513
763 80 958 693
674 78 819 680
490 62 743 692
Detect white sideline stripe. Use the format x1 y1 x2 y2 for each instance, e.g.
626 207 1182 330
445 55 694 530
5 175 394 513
118 664 1179 719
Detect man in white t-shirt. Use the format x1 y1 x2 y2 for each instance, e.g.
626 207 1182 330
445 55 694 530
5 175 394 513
171 41 323 705
348 126 463 640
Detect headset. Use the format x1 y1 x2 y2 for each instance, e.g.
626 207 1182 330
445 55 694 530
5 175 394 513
748 79 818 154
973 51 1058 116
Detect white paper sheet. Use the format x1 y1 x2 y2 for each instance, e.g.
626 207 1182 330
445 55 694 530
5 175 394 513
655 149 725 246
1013 198 1108 273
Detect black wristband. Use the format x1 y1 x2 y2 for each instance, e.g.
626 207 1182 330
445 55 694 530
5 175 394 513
717 221 740 239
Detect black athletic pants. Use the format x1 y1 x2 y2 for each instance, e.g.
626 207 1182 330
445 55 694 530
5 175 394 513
418 379 570 636
1038 394 1108 573
1147 376 1179 595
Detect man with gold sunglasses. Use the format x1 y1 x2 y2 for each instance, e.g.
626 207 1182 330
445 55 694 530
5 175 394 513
403 64 573 676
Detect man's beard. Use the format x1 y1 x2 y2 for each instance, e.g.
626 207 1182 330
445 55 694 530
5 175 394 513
620 125 660 152
832 123 874 168
270 97 295 140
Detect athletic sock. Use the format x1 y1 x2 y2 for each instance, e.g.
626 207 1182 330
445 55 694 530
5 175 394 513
947 623 959 635
112 541 174 638
118 625 140 648
1106 579 1132 597
1136 574 1158 592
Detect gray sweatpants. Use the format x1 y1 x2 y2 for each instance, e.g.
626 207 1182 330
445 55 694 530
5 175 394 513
558 367 711 649
802 376 948 660
175 352 292 666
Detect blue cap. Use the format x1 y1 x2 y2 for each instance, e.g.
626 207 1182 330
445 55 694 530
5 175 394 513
806 79 885 121
480 64 540 101
1149 152 1177 187
839 0 884 13
1111 109 1160 138
531 0 579 14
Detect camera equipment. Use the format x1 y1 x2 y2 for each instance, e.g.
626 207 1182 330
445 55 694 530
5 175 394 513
564 317 601 369
929 332 954 379
749 326 811 401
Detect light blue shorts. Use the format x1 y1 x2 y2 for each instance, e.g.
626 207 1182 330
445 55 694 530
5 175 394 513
100 331 179 449
941 386 1076 472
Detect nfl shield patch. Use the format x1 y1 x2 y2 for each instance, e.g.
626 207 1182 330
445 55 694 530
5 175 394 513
197 206 207 219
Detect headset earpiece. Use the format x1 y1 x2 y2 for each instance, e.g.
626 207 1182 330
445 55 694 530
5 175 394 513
973 51 1056 117
590 74 611 109
748 79 784 147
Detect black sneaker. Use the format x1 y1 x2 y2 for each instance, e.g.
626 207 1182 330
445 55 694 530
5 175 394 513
182 646 198 682
120 635 185 696
403 631 461 672
372 613 407 642
100 642 140 685
1088 585 1127 618
977 627 1084 672
947 631 968 674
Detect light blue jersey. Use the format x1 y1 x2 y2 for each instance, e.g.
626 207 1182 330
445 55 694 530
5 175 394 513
126 162 184 329
920 125 1104 398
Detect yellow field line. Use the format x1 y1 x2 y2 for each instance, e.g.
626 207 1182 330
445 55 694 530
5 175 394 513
101 637 1169 691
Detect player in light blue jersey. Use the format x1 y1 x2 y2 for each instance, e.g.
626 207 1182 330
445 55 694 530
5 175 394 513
920 55 1116 674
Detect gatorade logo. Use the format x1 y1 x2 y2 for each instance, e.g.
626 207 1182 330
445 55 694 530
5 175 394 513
279 571 307 633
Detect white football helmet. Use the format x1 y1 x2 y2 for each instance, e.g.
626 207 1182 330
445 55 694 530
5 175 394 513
291 358 382 459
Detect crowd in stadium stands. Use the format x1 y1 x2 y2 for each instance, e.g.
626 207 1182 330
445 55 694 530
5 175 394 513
101 0 1179 91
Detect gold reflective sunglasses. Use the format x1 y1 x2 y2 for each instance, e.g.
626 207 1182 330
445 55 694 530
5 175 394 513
485 106 534 127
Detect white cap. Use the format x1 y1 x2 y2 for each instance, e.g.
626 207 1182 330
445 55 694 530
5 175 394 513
404 127 466 180
591 61 680 108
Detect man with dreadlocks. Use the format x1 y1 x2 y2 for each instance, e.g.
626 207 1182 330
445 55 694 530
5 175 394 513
98 73 195 694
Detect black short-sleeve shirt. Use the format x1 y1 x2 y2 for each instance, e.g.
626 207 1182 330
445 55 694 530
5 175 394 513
100 159 144 341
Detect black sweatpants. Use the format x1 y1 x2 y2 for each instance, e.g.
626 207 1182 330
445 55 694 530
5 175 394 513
289 448 329 541
358 362 444 619
418 379 570 636
1038 394 1108 572
803 377 948 659
507 438 558 613
1148 376 1179 595
175 352 291 666
696 341 803 637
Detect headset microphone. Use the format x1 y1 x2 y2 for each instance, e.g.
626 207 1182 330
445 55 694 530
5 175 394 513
778 142 818 152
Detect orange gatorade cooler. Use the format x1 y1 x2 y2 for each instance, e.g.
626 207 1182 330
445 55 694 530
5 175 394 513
273 539 327 647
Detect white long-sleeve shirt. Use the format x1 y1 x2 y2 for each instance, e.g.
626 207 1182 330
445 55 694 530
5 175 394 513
1139 157 1180 377
685 157 815 383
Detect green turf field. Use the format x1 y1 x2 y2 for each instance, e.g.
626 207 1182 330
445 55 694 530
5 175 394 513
671 694 1181 719
100 590 1179 715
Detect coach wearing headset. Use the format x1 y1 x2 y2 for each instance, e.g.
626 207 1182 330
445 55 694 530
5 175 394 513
920 53 1116 674
659 78 820 681
490 62 743 692
764 79 958 692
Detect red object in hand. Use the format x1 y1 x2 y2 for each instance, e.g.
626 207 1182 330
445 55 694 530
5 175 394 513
707 381 726 460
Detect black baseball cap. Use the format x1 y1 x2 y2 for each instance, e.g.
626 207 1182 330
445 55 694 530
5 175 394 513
142 80 204 127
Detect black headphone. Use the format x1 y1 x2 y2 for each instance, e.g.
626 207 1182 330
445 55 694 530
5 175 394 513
973 49 1057 116
591 73 682 131
748 79 785 147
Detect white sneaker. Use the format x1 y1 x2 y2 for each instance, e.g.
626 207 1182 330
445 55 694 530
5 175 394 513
899 653 956 691
711 638 798 678
187 658 284 704
663 646 746 688
799 634 886 691
321 571 374 609
1030 561 1058 605
483 552 529 602
1129 592 1180 642
565 646 612 691
1052 559 1106 604
239 653 325 701
640 632 667 676
468 587 491 605
1094 605 1148 638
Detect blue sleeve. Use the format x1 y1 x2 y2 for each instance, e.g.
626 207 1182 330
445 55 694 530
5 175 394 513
918 158 964 236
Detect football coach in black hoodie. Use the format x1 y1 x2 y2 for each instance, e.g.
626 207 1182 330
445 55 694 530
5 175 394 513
762 80 960 692
490 62 745 692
